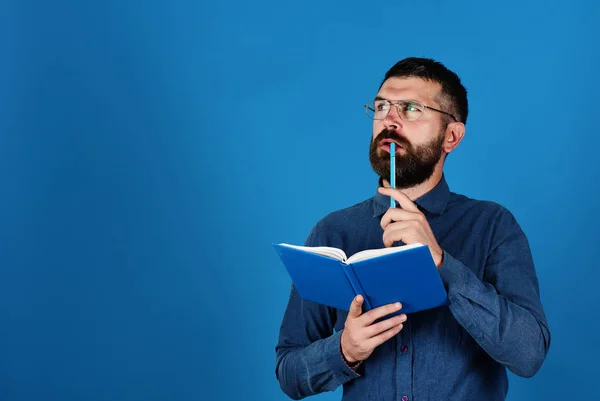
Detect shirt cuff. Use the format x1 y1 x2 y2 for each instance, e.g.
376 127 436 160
340 342 363 371
326 331 362 382
438 250 468 297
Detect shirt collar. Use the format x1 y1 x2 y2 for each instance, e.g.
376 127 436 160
372 174 450 217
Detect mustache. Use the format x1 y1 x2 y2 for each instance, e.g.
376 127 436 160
374 129 410 148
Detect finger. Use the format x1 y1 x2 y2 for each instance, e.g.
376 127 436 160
348 294 364 318
380 208 421 230
365 323 404 349
378 187 420 213
382 224 414 248
359 302 402 326
366 314 407 338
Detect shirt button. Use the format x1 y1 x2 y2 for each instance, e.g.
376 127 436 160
400 345 408 352
402 396 409 401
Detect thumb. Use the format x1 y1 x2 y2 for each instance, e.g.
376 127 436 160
348 294 364 317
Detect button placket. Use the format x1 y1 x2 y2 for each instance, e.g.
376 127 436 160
395 317 412 401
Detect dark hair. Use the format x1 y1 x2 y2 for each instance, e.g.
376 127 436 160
380 57 468 125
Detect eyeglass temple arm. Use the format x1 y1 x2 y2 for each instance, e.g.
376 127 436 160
425 106 457 122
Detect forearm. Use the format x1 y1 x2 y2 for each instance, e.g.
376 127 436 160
439 251 551 377
276 330 359 399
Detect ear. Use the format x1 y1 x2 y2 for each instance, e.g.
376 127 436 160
442 121 465 154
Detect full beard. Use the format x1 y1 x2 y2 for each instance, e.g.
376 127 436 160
369 128 445 189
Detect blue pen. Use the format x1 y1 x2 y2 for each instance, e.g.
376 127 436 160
390 142 396 208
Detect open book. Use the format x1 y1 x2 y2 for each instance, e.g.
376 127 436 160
278 242 425 264
273 242 448 314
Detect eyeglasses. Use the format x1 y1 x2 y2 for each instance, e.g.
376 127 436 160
364 99 457 122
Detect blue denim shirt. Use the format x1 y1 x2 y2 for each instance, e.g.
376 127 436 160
275 176 551 401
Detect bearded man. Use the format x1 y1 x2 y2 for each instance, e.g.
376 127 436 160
275 57 551 401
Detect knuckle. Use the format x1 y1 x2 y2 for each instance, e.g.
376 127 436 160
383 330 395 341
370 321 383 334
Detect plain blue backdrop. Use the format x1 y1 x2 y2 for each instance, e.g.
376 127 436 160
1 0 598 400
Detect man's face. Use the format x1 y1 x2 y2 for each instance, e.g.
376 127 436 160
369 77 448 189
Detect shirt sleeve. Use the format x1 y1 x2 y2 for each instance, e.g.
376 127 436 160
275 223 360 400
438 209 551 378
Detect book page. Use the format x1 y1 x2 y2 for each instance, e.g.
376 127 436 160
346 243 425 264
278 243 348 262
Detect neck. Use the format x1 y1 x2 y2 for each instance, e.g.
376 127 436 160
382 164 444 201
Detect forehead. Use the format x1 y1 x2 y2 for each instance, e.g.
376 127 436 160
377 77 442 105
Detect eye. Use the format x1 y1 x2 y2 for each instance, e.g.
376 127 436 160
374 100 390 111
401 101 424 120
405 101 422 112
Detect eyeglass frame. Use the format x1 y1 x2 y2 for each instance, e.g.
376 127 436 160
364 97 458 122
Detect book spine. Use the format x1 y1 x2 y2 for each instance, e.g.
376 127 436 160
340 263 373 311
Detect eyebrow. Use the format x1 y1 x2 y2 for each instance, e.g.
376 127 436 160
374 95 434 106
374 96 416 103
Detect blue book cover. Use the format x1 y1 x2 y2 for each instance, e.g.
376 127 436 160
273 243 448 315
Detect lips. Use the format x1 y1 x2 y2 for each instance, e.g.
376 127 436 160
379 138 402 154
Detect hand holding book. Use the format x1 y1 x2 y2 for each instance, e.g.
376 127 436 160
340 294 408 364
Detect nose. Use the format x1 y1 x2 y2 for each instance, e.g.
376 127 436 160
383 106 403 131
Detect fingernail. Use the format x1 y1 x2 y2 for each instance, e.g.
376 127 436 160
395 302 401 308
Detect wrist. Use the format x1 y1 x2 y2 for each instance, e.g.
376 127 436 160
340 333 359 365
342 349 359 365
340 346 361 368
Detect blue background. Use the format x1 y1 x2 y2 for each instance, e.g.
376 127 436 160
1 0 597 400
